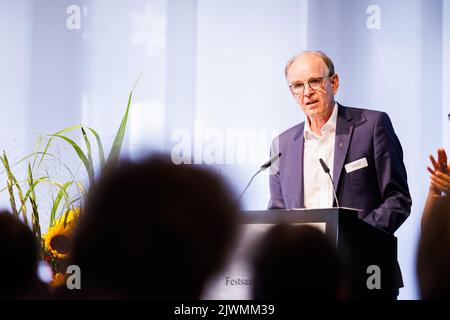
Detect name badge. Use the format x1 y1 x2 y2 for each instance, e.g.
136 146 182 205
345 157 368 173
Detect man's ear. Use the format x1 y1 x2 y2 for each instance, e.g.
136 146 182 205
332 74 339 95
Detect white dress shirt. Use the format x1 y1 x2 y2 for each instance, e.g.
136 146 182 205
303 103 338 209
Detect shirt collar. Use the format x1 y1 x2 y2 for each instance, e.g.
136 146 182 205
304 102 338 139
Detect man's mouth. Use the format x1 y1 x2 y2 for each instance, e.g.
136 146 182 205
305 100 319 106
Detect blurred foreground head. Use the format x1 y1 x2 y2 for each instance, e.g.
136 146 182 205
0 211 45 299
69 156 239 299
252 224 347 300
417 196 450 299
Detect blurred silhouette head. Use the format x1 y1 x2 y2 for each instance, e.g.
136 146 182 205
252 223 346 299
69 155 239 299
0 211 41 299
417 197 450 299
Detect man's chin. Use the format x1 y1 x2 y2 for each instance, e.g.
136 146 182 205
307 109 325 119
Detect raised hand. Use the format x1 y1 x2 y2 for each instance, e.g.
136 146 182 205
427 148 450 195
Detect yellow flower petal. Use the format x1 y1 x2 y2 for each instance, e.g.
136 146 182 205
43 208 80 259
50 272 67 288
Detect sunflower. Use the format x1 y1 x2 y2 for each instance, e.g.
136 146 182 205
43 209 80 260
43 224 72 259
50 272 67 288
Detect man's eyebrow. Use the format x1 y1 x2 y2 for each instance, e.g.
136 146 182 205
293 76 323 83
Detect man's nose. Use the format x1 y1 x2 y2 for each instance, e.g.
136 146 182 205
303 83 313 96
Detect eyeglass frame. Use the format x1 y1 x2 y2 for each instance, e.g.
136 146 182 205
289 74 336 95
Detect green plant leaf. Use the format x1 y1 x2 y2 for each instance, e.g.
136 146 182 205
49 134 94 185
37 124 83 170
11 174 30 226
19 178 75 227
36 138 53 171
2 176 47 199
81 127 95 181
1 151 55 176
49 181 73 227
105 74 142 169
41 124 105 174
0 151 19 218
27 163 41 242
85 126 106 169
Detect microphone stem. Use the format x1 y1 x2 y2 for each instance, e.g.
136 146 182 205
327 171 340 207
237 168 263 204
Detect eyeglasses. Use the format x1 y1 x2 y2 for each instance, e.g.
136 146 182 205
289 75 333 95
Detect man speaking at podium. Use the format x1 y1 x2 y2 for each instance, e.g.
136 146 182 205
268 51 411 234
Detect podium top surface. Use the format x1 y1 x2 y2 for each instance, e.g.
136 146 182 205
240 207 359 225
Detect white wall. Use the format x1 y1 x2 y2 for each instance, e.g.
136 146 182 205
443 0 450 149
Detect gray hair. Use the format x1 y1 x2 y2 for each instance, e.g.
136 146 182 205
284 50 335 79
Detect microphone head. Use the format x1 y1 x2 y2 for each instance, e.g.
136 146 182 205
319 158 330 173
261 152 282 170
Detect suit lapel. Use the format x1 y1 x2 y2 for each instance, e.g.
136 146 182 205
297 128 304 208
286 123 304 208
333 105 354 190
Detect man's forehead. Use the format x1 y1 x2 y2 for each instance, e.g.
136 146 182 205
288 54 328 80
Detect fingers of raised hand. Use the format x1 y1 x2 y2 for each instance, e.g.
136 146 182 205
437 148 448 171
430 154 439 171
430 171 450 193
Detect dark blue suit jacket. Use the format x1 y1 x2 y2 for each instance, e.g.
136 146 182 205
269 104 412 234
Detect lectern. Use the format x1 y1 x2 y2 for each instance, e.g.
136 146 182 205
202 208 399 300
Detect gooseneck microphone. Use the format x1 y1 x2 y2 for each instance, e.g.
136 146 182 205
238 153 282 203
319 158 340 208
